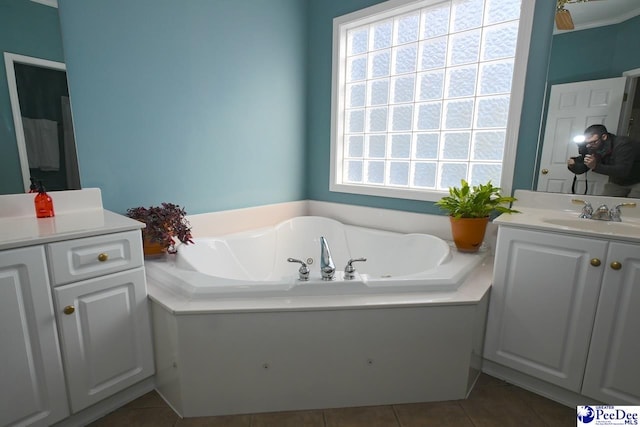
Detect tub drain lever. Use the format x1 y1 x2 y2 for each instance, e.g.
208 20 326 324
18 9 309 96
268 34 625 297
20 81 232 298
287 258 310 281
344 258 367 280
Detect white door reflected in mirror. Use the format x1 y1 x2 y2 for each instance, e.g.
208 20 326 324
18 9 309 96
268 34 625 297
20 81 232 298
537 77 627 195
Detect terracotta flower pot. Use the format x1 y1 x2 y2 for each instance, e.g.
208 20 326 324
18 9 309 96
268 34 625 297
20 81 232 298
449 216 489 253
142 238 167 257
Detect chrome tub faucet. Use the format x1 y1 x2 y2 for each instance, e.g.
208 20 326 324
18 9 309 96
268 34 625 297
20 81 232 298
320 237 335 280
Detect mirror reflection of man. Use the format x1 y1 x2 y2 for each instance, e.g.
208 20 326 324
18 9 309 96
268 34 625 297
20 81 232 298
567 124 640 197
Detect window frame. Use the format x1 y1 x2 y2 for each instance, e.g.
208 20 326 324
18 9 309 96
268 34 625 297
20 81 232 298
329 0 536 201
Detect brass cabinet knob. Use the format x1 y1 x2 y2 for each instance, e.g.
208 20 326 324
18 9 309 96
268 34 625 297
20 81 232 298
590 258 601 267
541 169 549 175
98 253 108 262
63 305 75 315
610 261 622 270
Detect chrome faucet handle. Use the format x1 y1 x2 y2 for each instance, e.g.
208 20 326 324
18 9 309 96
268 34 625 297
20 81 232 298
610 202 637 222
572 199 593 219
287 258 310 281
344 257 367 280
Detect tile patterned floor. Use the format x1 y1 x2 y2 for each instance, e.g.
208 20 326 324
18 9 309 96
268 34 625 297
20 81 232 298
89 374 576 426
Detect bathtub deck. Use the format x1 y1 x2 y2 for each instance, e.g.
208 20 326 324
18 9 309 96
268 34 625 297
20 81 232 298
148 257 493 418
146 254 493 314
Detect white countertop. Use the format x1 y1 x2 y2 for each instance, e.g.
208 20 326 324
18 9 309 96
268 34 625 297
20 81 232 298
494 190 640 243
0 209 144 250
0 189 143 250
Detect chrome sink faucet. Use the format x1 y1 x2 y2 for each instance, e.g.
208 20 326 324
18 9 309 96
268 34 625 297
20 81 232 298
591 204 612 221
320 236 335 280
572 199 636 221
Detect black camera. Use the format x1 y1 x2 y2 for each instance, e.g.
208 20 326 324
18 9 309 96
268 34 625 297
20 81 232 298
577 141 589 156
574 141 590 163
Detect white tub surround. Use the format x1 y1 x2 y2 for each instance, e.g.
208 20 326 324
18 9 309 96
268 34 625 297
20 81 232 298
186 200 308 237
484 190 640 407
152 291 490 418
185 200 499 250
0 189 155 427
147 216 486 302
147 209 493 418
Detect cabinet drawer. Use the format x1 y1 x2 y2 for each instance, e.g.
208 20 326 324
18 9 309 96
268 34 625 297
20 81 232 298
47 231 143 286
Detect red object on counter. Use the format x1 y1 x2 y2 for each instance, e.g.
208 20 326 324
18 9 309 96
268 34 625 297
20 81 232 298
34 182 55 218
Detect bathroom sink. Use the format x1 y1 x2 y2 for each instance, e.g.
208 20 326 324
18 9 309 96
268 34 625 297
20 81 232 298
541 217 640 235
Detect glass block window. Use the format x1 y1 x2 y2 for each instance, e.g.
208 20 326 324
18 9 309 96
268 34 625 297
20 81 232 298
332 0 523 197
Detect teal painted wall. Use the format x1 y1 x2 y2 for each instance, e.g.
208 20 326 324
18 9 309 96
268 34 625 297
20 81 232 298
0 0 65 194
9 1 561 215
534 16 640 186
548 14 640 86
57 0 307 214
305 0 556 214
613 15 640 74
511 1 556 192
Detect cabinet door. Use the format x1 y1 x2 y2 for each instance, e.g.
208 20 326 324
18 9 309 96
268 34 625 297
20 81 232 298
54 267 154 413
582 241 640 404
0 246 69 427
484 227 608 392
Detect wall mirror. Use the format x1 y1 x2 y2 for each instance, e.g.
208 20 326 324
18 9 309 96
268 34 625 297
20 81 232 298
4 52 80 192
535 0 640 195
1 0 79 194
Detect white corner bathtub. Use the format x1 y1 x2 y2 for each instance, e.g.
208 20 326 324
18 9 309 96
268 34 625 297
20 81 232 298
145 216 485 299
145 216 493 418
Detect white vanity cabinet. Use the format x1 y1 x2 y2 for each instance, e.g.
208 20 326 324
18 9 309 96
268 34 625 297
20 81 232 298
485 225 640 405
48 231 153 413
484 226 607 392
0 189 155 426
0 246 69 427
582 241 640 404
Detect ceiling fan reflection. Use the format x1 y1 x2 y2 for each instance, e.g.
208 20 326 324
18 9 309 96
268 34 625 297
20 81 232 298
556 0 606 30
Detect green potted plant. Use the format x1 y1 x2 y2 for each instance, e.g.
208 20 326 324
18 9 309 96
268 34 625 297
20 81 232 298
126 202 194 256
435 180 518 252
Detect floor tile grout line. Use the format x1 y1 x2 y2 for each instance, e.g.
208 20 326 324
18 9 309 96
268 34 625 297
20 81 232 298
522 397 559 427
458 401 480 427
391 404 403 427
508 384 555 426
461 403 478 427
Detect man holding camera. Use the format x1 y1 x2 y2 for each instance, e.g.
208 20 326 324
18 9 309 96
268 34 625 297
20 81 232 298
567 124 640 197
